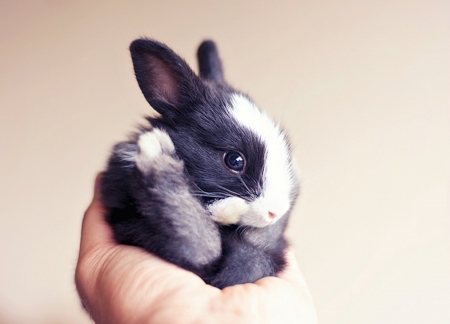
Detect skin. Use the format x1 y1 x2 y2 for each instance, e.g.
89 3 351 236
75 175 318 324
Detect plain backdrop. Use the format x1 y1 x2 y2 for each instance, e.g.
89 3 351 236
0 0 448 323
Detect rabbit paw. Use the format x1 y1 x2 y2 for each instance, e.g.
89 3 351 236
207 197 250 225
136 129 175 172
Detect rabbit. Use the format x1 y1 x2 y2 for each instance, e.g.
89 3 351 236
101 38 299 289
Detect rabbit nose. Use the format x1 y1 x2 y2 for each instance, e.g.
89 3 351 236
268 211 276 219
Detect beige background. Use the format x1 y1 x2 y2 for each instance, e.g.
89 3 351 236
0 0 448 323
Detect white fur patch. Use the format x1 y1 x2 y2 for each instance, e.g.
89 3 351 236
207 197 250 225
228 94 294 227
136 129 174 172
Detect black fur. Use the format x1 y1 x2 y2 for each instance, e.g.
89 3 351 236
101 38 298 288
197 40 225 84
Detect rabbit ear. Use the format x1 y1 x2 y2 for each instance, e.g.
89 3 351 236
197 40 224 84
130 39 203 117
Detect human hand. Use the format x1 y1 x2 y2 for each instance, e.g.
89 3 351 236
75 175 318 323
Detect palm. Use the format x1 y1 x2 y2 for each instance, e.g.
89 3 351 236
75 176 317 323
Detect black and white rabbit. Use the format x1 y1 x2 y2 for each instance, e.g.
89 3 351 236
101 38 299 289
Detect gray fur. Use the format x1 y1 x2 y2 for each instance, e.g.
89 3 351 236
101 38 299 288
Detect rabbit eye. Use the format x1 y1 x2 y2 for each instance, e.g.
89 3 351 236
223 152 246 173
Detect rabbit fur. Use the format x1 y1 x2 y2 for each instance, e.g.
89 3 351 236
101 39 299 288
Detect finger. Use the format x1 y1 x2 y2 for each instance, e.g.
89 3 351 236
277 249 314 302
79 174 116 258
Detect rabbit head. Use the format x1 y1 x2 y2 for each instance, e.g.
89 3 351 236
130 39 299 228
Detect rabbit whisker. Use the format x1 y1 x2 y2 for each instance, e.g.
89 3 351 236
211 183 245 199
190 183 231 199
236 174 255 199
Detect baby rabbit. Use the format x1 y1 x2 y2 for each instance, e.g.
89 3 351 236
101 38 299 288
